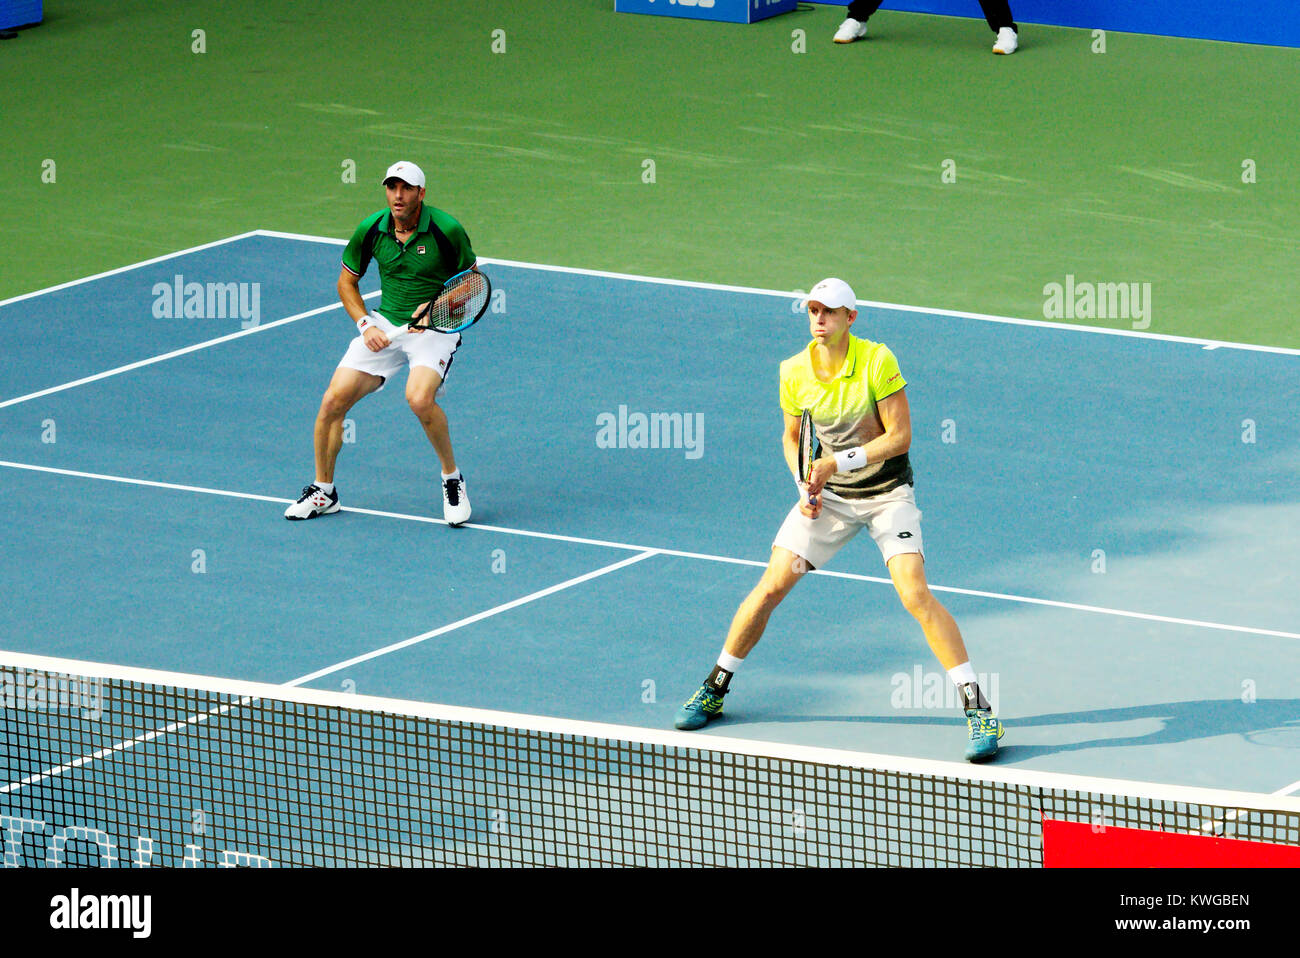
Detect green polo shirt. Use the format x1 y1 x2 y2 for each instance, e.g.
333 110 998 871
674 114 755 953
779 334 913 499
341 204 476 327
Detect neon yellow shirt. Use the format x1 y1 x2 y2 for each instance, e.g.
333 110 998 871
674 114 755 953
779 334 912 499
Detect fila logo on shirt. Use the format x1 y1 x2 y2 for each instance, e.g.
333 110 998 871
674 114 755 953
417 245 426 254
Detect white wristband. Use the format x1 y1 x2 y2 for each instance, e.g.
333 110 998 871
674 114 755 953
356 311 380 332
833 446 870 472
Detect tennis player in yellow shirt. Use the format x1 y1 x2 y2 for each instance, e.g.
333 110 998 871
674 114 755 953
674 278 1005 762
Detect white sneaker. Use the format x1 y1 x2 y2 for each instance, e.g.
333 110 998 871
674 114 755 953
833 17 867 44
993 27 1018 54
285 483 340 520
442 475 471 527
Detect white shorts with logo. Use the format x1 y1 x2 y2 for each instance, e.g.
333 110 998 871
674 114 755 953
337 311 460 394
773 483 923 569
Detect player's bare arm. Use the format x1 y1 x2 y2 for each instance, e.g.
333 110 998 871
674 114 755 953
338 267 389 352
781 411 802 481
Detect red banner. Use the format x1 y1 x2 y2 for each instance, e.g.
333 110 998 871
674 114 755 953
1043 818 1300 867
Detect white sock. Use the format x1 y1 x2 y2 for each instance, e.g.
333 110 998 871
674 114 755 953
441 470 461 482
947 662 977 687
315 481 335 494
716 651 745 674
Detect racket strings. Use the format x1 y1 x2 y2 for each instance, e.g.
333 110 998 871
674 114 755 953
418 273 490 330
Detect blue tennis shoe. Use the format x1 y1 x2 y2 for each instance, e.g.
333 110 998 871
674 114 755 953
964 708 1005 762
674 683 726 731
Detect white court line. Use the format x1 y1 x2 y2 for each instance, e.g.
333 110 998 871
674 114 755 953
2 230 1293 411
283 549 658 687
0 550 658 797
0 231 264 309
2 459 1298 643
478 255 1300 355
1197 776 1300 835
0 294 375 410
0 695 249 797
253 229 1300 356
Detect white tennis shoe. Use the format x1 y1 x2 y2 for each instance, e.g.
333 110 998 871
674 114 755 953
284 483 340 520
833 17 867 43
442 475 471 527
993 27 1018 54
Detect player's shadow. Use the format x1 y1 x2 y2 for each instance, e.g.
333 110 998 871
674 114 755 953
762 698 1300 761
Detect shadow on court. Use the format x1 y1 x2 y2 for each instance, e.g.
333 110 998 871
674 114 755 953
749 699 1300 761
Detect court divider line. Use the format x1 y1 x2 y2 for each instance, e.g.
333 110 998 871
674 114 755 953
258 229 1300 356
1 550 659 797
2 458 1297 643
0 294 377 410
283 550 658 687
0 231 266 309
5 228 1295 356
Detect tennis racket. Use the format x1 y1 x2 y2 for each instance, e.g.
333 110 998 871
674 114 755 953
410 267 492 333
798 409 821 507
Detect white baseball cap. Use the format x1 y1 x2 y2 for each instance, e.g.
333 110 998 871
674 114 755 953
381 161 425 188
803 277 858 311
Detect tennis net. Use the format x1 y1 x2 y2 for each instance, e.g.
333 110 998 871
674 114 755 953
4 650 1299 867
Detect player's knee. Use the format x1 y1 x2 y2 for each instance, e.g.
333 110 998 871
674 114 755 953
756 569 798 606
895 578 933 617
407 392 439 418
319 390 352 420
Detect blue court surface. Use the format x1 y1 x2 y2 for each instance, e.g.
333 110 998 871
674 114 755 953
2 231 1298 798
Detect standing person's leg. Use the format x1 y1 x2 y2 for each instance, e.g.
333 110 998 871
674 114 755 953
286 366 384 519
981 0 1020 53
675 493 860 730
868 485 1003 761
846 0 885 20
887 552 983 686
835 0 885 42
402 329 471 525
315 368 384 483
674 548 810 730
406 365 456 473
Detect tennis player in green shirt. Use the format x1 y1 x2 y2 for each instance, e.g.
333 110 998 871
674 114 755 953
285 161 478 526
674 278 1005 762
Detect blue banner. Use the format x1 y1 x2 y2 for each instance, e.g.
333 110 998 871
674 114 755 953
616 0 798 25
812 0 1300 47
0 0 42 31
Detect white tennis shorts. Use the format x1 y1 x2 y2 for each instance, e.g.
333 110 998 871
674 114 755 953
337 311 460 392
773 483 924 569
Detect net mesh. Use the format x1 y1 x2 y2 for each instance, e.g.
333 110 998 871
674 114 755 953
4 655 1300 867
